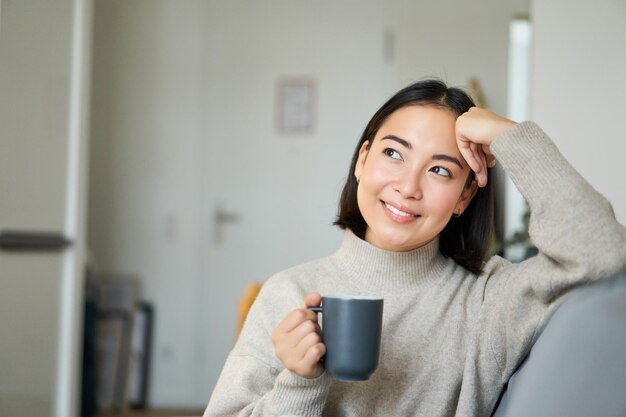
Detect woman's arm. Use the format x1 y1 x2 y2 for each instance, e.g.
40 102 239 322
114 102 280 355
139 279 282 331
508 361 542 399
456 107 625 281
472 118 625 380
492 121 625 281
204 283 331 417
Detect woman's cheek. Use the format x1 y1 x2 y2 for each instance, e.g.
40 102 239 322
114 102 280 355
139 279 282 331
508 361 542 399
428 184 463 213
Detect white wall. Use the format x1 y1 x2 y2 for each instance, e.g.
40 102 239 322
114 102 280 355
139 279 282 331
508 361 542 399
532 0 626 224
393 0 529 115
88 0 529 407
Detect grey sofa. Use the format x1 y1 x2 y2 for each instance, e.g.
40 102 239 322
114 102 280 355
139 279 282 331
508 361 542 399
492 270 626 417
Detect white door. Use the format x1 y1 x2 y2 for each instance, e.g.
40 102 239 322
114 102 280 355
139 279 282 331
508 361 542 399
197 1 395 400
0 1 91 416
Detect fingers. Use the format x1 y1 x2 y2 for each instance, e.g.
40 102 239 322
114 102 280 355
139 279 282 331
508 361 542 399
292 332 325 378
275 306 318 335
280 317 321 351
272 296 325 379
301 339 326 367
456 106 514 188
457 136 481 174
472 143 488 187
470 142 485 174
458 138 486 187
272 309 320 355
294 327 323 357
303 292 322 309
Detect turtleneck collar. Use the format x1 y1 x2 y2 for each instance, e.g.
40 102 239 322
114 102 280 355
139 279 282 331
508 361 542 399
330 229 450 294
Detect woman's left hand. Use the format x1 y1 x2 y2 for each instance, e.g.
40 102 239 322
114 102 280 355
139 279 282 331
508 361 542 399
456 107 517 187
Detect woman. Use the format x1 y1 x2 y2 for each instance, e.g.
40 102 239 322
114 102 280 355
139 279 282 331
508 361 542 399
204 79 625 417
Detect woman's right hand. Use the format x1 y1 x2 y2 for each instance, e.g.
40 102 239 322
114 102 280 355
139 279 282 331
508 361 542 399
456 107 517 187
272 292 326 379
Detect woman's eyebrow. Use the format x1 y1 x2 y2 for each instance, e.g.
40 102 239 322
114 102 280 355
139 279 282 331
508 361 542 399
381 135 463 168
433 154 463 168
381 135 412 149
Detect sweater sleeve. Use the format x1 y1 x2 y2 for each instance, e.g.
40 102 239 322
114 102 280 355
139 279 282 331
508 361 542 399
203 278 332 417
482 121 626 380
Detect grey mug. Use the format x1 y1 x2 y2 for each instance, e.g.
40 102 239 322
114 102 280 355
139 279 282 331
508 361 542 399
309 296 384 381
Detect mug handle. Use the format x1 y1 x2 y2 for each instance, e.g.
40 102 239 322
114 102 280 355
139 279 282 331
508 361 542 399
307 306 325 363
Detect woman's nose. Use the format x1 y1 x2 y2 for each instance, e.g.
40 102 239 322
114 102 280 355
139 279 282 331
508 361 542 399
395 173 423 200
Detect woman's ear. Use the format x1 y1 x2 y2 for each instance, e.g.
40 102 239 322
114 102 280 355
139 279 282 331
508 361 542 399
354 140 370 181
455 179 478 215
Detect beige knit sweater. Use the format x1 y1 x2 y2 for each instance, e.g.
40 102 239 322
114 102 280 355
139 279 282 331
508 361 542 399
204 122 626 417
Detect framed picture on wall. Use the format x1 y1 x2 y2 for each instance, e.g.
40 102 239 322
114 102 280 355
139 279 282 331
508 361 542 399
276 76 316 134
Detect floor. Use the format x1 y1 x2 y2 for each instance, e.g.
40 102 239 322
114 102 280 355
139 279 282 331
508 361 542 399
97 409 204 417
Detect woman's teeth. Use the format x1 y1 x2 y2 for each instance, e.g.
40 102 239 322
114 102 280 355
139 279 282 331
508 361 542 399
385 202 416 217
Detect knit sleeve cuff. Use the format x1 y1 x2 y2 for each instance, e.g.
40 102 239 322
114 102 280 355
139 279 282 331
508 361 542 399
266 369 332 417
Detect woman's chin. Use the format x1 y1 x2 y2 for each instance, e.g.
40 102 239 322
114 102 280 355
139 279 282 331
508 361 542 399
367 231 424 252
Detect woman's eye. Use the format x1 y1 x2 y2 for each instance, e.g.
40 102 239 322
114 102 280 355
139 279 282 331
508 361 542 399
431 166 451 178
383 148 402 160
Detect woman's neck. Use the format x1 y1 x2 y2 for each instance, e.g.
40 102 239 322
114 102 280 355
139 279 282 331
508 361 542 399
331 229 450 295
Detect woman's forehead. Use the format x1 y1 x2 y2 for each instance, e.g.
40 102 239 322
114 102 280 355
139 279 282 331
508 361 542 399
375 106 458 147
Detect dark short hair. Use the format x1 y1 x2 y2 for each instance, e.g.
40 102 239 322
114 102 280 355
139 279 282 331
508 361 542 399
333 79 493 275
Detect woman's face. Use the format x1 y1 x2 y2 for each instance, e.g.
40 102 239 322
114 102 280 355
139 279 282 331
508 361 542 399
354 105 477 252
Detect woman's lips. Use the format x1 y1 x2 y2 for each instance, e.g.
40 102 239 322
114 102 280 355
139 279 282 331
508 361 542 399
381 201 420 223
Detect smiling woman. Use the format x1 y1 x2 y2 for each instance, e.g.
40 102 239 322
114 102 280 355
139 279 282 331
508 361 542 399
353 106 478 253
336 80 494 274
203 79 626 417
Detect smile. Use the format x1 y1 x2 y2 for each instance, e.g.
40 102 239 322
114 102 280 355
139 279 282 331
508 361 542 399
382 201 419 219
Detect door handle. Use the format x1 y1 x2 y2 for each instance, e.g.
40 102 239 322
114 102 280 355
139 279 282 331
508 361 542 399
214 205 241 244
0 229 72 252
